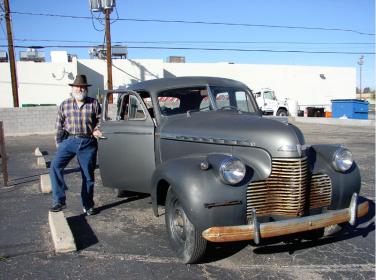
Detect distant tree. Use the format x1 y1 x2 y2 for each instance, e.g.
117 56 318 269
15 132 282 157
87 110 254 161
363 87 371 93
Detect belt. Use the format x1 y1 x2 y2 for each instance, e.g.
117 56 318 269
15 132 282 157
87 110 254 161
68 134 93 139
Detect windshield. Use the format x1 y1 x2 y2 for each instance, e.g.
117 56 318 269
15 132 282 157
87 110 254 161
263 90 276 100
210 86 258 113
157 86 258 116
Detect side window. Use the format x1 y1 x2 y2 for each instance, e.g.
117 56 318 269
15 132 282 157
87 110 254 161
139 91 155 119
199 89 210 111
118 94 129 120
104 93 119 121
216 92 230 108
128 95 146 120
158 96 181 116
235 91 250 112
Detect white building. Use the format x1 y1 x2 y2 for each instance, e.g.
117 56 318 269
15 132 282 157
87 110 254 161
0 53 356 110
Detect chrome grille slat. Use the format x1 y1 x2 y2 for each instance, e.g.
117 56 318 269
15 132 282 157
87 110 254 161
247 158 332 218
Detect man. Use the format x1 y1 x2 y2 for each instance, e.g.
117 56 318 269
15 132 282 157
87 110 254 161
49 74 102 215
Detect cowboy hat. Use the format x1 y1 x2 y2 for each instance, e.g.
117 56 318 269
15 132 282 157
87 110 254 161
69 74 92 87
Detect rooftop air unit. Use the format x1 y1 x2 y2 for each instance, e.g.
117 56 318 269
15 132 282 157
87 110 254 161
167 56 186 63
112 45 127 59
20 48 45 62
89 45 127 59
89 46 106 59
0 50 8 62
68 54 78 62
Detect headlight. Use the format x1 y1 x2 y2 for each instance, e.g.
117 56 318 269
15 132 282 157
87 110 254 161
332 148 353 172
219 157 246 185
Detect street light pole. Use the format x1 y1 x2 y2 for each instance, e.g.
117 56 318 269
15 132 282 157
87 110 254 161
357 55 364 100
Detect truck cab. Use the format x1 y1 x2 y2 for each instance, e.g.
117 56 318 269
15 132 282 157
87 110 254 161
253 88 290 116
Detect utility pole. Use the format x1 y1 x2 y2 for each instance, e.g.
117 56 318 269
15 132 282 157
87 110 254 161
105 8 113 103
4 0 19 107
357 55 364 100
89 0 115 103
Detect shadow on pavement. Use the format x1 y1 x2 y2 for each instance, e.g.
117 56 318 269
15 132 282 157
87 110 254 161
200 241 249 263
96 193 150 213
6 173 48 187
67 214 99 250
4 166 82 187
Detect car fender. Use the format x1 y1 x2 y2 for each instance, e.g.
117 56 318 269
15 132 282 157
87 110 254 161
307 144 361 210
151 153 270 231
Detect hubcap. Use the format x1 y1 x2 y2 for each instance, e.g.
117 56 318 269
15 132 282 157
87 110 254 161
172 206 186 242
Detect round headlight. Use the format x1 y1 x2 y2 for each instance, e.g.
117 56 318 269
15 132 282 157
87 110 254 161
219 157 246 185
332 148 353 172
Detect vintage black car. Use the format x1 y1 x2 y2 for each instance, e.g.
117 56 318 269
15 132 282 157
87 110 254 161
98 76 369 263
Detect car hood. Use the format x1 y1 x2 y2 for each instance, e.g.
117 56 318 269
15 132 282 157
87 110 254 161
159 111 305 158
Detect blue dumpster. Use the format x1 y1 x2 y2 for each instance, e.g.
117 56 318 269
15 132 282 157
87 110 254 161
331 99 369 119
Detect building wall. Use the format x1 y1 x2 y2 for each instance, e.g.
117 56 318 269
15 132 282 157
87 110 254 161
77 59 164 92
0 58 164 107
0 59 359 135
164 62 356 109
0 61 77 108
0 106 57 136
1 59 355 110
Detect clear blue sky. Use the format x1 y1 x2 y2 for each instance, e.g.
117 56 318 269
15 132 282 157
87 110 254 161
1 0 375 89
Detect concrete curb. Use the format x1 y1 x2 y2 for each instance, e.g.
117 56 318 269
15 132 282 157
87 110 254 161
34 147 43 157
48 211 76 253
37 156 47 168
289 117 375 127
40 174 52 194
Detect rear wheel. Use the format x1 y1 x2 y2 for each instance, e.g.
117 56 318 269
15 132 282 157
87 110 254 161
276 108 288 116
165 187 207 264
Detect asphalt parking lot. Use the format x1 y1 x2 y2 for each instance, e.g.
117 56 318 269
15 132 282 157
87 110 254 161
0 122 374 280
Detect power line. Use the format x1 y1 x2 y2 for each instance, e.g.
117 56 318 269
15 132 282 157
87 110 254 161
2 44 374 55
110 60 141 81
1 38 374 45
7 11 375 36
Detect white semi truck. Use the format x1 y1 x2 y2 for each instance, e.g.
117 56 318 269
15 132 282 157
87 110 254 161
252 88 298 117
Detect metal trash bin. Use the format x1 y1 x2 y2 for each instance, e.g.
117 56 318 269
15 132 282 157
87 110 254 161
306 107 325 117
331 99 369 119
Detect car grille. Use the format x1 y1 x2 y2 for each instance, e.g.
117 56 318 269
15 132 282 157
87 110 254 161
246 158 332 218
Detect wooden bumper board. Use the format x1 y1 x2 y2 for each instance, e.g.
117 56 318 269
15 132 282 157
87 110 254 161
202 200 369 242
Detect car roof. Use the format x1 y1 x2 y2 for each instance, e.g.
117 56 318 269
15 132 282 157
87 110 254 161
127 76 248 94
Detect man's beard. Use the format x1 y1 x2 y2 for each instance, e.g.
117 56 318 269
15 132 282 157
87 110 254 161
72 90 88 101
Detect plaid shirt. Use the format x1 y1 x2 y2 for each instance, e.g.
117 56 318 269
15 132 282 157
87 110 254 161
55 97 101 144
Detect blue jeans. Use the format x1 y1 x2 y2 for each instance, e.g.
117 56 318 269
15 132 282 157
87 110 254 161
50 137 98 209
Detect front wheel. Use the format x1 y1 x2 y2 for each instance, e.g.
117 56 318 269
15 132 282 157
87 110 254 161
165 187 207 264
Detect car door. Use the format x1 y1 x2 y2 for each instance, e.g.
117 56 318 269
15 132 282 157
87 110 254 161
98 91 155 193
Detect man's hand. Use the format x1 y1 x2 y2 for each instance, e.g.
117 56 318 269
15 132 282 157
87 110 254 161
93 129 103 139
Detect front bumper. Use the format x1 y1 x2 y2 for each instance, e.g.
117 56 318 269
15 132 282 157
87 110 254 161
202 193 369 243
